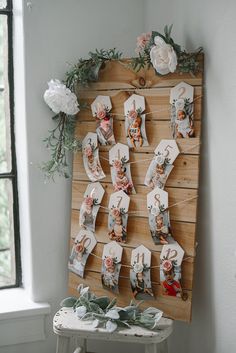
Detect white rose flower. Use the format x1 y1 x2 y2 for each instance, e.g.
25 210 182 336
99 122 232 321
150 36 177 75
133 263 144 273
76 305 87 318
155 154 165 165
44 79 80 115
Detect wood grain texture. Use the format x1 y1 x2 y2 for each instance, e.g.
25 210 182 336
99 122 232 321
77 87 202 121
70 210 197 257
69 272 192 322
73 151 200 189
71 181 198 223
69 241 194 290
76 55 203 91
75 120 201 155
69 56 203 323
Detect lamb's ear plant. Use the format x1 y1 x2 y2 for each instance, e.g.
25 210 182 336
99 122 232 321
60 285 163 333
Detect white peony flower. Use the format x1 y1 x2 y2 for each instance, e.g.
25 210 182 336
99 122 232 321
106 320 118 333
133 263 144 273
151 206 160 217
150 36 178 75
175 98 185 112
155 154 165 165
76 305 87 318
44 79 79 115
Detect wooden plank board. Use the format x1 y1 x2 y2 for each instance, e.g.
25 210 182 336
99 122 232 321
70 210 197 257
75 121 201 155
76 55 203 91
69 57 203 323
69 272 192 322
73 151 200 189
69 241 194 290
72 181 198 223
77 87 202 121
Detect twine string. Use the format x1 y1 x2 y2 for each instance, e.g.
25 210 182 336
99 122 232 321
99 195 198 214
109 95 202 118
99 143 201 166
89 252 192 269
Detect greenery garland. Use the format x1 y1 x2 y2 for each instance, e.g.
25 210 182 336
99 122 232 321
42 25 202 180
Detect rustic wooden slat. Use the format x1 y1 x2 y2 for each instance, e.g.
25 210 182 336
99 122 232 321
68 272 192 322
77 87 202 121
75 120 201 155
76 55 203 91
68 241 194 290
69 57 203 323
70 210 196 257
73 151 199 189
72 181 198 223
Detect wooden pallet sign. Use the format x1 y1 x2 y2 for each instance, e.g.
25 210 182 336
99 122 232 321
69 56 203 322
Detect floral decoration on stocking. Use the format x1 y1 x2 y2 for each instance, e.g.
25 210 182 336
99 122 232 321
147 187 175 245
170 82 195 139
130 245 154 300
82 132 105 182
145 140 179 189
109 143 135 195
68 229 97 278
160 244 186 299
79 182 104 232
101 241 123 294
91 95 115 145
108 190 130 243
124 94 148 148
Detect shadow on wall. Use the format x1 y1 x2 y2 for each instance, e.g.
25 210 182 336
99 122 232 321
169 53 216 353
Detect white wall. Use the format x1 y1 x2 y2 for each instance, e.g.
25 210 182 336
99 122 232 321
145 1 236 353
0 1 144 353
3 1 236 352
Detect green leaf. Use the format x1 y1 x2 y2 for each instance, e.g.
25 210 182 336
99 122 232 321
106 297 117 311
151 31 166 43
91 296 110 310
117 309 129 321
60 297 77 307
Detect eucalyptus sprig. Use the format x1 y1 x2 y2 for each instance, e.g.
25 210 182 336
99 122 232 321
42 113 81 179
65 48 123 90
61 285 163 332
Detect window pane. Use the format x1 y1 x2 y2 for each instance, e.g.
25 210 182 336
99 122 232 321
0 1 7 9
0 178 15 287
0 14 11 173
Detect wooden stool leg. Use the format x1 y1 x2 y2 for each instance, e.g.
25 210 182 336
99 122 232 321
145 343 157 353
74 338 87 353
158 340 168 353
145 340 168 353
56 336 70 353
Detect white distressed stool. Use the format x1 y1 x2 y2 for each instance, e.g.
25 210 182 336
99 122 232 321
53 307 173 353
